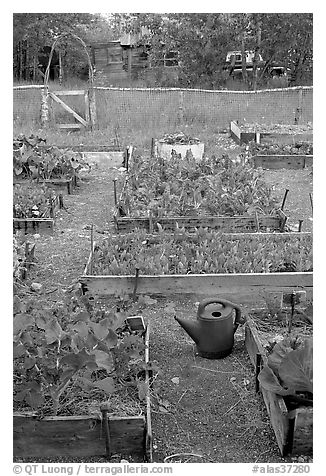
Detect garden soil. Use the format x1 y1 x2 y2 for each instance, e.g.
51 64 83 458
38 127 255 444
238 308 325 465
14 143 313 464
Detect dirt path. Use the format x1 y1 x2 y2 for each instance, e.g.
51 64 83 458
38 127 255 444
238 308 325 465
21 155 312 464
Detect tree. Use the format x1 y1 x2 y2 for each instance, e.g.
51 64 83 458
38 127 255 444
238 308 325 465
13 13 106 82
115 13 312 89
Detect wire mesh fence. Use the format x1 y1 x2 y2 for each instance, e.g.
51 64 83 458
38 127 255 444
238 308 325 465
13 85 313 133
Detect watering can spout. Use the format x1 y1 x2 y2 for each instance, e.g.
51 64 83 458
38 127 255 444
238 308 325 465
174 315 201 345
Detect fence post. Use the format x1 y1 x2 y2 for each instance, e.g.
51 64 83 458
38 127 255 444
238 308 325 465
178 90 184 127
294 87 303 124
41 86 49 128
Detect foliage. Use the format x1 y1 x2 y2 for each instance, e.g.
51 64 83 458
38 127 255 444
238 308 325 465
13 134 91 180
116 13 312 89
119 153 279 218
91 229 313 276
159 132 201 145
13 182 56 218
13 13 103 81
258 338 313 402
248 142 313 156
13 292 147 415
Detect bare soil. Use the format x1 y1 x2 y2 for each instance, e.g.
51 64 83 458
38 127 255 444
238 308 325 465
14 142 313 464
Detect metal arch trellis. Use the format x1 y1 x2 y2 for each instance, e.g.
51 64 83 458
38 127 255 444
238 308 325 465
41 32 97 130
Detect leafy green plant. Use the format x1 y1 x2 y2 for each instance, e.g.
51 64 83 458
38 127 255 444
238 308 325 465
118 153 280 218
13 134 91 180
91 229 313 276
13 182 56 218
13 293 147 415
248 142 313 156
258 337 313 404
159 131 201 145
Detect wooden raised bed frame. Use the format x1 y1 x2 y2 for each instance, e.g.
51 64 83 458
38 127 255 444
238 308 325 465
13 326 152 461
230 120 313 146
80 239 313 307
252 155 313 170
113 211 288 234
245 315 313 456
13 194 63 234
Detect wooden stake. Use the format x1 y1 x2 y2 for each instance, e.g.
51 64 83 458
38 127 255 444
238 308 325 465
309 193 313 212
90 224 94 275
281 189 289 211
255 212 260 232
298 220 303 232
151 138 155 158
132 268 140 301
100 403 111 458
113 179 118 207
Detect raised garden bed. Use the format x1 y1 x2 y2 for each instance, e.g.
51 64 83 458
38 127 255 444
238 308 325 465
13 193 63 234
13 135 91 194
14 176 76 195
80 231 313 306
13 293 153 461
155 132 204 161
230 121 313 146
245 311 313 456
252 155 313 170
114 153 287 233
248 142 313 170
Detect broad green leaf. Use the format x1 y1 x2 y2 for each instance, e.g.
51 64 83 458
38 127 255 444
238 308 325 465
137 380 148 402
93 350 114 372
25 387 45 409
278 339 313 393
45 319 65 344
13 313 33 335
258 365 293 395
60 349 95 371
24 356 36 369
13 342 26 358
72 322 89 340
93 377 115 395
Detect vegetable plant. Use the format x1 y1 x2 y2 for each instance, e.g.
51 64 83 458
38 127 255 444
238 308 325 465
118 153 280 218
258 337 313 405
13 182 56 218
13 134 91 180
91 229 313 276
248 142 313 156
13 292 148 416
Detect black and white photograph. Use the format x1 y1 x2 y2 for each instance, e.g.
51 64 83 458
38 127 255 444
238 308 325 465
11 7 315 473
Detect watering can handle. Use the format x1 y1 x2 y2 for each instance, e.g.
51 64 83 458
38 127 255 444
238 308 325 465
197 298 244 333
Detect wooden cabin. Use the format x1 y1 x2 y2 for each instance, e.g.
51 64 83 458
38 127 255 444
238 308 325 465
90 32 179 85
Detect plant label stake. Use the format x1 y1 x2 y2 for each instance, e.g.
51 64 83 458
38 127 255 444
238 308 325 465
288 291 296 334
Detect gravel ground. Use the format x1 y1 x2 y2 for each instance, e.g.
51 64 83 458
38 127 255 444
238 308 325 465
14 145 313 464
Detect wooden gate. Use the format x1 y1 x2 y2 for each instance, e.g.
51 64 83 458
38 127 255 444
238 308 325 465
48 89 96 130
41 32 97 130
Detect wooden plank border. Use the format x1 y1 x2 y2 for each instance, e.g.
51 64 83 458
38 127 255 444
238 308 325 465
245 316 313 455
253 155 313 170
113 214 287 234
14 328 151 460
13 414 146 458
80 244 313 304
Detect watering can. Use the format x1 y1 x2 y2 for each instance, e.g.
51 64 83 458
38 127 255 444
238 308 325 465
174 298 245 359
